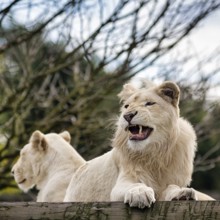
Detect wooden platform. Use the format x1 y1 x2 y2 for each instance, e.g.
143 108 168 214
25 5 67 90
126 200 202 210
0 201 220 220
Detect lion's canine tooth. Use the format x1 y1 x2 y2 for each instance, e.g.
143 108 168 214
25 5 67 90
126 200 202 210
139 125 142 134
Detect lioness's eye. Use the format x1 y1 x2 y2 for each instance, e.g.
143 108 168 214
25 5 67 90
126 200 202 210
124 104 129 108
145 102 156 106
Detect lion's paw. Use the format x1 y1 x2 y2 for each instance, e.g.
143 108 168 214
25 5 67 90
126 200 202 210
169 187 197 201
124 185 155 208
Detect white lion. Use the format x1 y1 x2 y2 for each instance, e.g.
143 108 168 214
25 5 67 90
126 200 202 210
64 81 214 208
12 130 85 202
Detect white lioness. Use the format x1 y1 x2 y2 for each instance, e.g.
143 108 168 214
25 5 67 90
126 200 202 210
64 81 214 207
12 130 85 202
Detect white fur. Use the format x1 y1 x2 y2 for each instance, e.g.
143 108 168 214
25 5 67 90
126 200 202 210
12 130 85 202
64 80 214 207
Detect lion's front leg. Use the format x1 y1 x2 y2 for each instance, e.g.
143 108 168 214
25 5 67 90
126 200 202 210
161 184 197 201
111 174 155 208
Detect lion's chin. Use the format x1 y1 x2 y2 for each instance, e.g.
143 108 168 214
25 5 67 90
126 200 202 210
127 124 153 141
18 182 35 193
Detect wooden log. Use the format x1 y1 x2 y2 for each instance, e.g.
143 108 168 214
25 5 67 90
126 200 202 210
0 201 220 220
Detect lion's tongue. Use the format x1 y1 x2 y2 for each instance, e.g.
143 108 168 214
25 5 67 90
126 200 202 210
129 125 152 141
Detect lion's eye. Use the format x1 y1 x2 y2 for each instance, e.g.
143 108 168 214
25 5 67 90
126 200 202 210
124 104 129 109
145 102 156 106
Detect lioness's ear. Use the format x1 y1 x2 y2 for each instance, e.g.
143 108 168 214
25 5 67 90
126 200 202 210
157 81 180 107
118 84 136 102
30 130 48 151
59 131 71 143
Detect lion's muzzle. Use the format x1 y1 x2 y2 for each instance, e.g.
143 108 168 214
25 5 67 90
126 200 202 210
127 124 153 141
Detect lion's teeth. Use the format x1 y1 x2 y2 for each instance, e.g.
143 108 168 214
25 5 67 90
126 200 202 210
139 125 142 134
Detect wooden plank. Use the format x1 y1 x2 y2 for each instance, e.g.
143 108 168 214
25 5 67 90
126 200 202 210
0 201 220 220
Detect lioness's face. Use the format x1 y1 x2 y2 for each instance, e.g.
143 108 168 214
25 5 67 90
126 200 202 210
11 144 36 192
117 81 180 151
11 130 72 192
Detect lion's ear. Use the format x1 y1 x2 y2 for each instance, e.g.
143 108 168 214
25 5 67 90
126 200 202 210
30 130 48 151
59 131 71 143
118 84 136 102
157 81 180 107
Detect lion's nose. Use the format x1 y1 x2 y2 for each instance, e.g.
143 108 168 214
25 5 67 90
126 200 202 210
11 169 14 175
124 111 137 122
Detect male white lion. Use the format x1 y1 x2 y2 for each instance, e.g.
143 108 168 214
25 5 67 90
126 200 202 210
12 130 85 202
64 81 214 208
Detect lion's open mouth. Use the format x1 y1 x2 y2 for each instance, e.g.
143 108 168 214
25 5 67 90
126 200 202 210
18 179 26 184
127 125 153 141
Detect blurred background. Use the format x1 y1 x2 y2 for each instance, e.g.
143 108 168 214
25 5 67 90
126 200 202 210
0 0 220 201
